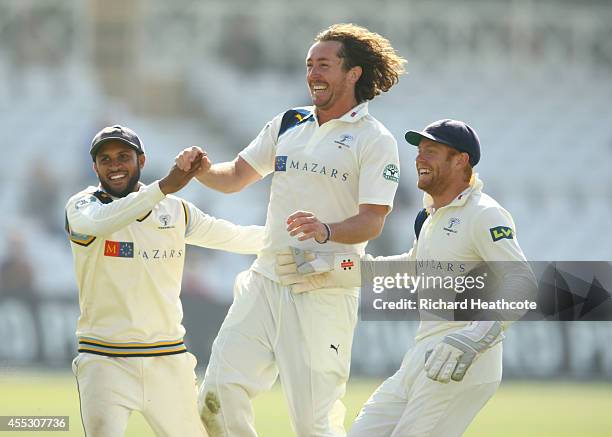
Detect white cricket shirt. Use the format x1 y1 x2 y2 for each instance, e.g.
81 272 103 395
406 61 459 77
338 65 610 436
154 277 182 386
404 174 529 341
239 102 400 284
65 181 263 356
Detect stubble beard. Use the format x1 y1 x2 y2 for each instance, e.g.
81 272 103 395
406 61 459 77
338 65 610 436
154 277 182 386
312 76 351 111
100 167 141 198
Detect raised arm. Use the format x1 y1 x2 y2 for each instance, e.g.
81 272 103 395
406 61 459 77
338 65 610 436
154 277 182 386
67 155 204 237
176 148 262 194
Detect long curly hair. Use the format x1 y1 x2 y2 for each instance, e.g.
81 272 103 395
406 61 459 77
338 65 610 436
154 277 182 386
314 23 407 103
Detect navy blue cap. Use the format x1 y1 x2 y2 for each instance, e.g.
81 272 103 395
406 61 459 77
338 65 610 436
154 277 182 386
90 125 145 160
405 119 481 166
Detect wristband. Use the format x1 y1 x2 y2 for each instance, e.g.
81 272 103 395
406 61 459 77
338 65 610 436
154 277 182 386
316 223 331 244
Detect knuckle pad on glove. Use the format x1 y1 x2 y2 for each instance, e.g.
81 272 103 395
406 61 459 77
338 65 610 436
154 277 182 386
276 254 294 264
278 265 298 275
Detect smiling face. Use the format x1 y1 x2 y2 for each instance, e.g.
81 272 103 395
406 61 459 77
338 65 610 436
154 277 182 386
305 40 360 113
93 141 144 197
415 139 468 196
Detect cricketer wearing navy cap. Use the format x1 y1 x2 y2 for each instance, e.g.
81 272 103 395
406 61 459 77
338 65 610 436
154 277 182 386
90 125 145 161
66 121 265 436
405 118 481 167
89 125 148 199
349 117 536 437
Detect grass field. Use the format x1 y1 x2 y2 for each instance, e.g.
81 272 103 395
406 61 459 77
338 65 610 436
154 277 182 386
0 372 611 436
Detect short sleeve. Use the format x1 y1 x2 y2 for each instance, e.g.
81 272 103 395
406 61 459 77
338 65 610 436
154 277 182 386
238 115 281 177
471 205 537 325
358 131 400 207
472 206 527 262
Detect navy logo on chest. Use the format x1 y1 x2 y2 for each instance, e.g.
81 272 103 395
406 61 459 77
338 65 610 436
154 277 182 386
443 217 461 235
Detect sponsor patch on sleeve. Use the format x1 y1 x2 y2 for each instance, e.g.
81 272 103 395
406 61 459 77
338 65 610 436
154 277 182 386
382 164 399 182
489 226 514 242
74 196 97 210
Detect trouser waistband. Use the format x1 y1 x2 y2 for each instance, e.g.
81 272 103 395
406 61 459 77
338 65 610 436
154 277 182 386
78 337 187 357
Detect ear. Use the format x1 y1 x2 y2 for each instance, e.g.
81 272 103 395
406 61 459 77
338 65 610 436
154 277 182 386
92 162 99 177
138 154 146 169
457 152 470 168
350 66 362 84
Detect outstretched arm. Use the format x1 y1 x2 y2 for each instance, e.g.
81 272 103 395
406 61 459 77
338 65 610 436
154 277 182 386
68 154 204 236
176 147 261 194
184 200 264 254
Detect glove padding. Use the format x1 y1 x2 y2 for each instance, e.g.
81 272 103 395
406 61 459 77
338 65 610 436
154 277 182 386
276 247 360 293
424 321 503 383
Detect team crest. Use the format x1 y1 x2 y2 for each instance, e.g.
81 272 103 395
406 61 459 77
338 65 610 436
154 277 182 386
443 217 461 235
382 164 399 182
158 214 174 229
334 134 354 148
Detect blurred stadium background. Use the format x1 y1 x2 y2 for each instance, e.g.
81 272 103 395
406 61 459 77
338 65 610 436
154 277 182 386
0 0 611 435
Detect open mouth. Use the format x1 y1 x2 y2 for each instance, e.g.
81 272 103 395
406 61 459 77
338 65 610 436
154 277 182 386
311 82 328 95
108 173 128 182
418 168 431 176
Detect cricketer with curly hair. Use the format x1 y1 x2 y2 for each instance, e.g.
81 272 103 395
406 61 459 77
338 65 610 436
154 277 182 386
175 23 406 437
315 23 406 104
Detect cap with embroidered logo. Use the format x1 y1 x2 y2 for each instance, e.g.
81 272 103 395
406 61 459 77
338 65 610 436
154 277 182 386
405 119 481 166
90 125 145 161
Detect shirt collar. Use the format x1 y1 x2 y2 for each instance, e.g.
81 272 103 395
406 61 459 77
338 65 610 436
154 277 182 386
338 102 369 123
423 173 484 210
312 102 369 124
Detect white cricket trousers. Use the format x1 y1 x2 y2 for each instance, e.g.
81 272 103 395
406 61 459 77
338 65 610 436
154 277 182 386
72 352 207 437
348 333 502 437
199 270 358 437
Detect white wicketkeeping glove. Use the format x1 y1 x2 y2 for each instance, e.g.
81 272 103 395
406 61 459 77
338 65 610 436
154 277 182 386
276 247 361 293
424 321 503 383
